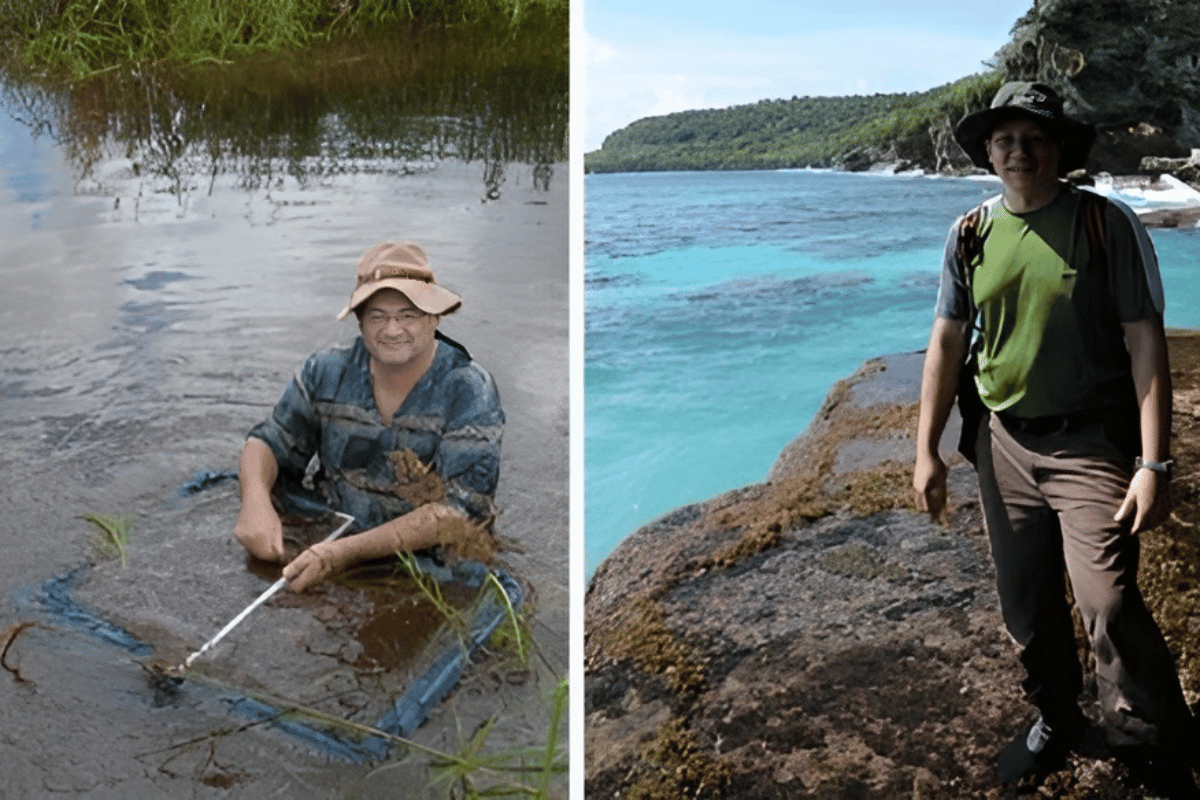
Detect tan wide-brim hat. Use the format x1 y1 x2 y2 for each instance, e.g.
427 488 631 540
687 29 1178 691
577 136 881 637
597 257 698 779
954 81 1096 175
336 241 462 320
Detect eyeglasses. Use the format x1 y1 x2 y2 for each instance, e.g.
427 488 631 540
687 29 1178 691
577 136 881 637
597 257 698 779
988 133 1057 152
363 309 429 327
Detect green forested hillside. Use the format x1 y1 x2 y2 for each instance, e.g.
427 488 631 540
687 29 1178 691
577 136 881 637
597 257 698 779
584 72 1004 174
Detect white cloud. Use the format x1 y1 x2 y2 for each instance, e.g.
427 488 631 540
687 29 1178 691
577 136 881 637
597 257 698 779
589 36 619 65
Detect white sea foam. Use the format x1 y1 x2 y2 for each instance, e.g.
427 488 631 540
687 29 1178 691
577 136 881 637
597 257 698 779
1091 173 1200 211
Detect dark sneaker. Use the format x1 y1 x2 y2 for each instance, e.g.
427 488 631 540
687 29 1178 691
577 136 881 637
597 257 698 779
997 716 1075 784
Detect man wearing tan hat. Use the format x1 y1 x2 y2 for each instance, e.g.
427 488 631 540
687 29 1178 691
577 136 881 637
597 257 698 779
912 83 1197 791
233 241 503 592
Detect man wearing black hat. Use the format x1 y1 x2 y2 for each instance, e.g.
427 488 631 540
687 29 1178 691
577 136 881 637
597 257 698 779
912 83 1197 790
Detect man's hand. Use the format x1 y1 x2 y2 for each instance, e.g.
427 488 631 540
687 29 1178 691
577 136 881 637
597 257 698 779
282 540 348 592
233 499 285 562
1114 468 1168 534
913 452 949 521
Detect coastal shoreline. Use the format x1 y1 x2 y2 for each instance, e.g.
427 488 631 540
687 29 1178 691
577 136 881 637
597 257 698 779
586 332 1200 798
588 165 1200 227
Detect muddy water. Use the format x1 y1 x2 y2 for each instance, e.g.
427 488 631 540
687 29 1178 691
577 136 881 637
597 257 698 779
0 29 567 800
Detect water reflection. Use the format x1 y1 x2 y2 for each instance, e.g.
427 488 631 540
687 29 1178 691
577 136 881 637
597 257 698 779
0 25 567 203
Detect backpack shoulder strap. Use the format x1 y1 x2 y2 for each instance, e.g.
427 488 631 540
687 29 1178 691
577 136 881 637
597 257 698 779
1079 188 1108 275
957 191 1108 280
955 204 984 271
955 200 994 319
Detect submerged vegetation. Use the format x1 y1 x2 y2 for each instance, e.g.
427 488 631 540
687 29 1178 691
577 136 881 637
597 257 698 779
346 555 562 797
0 0 567 78
585 72 1004 173
325 676 569 799
485 571 530 667
396 551 472 634
165 668 568 798
392 552 534 671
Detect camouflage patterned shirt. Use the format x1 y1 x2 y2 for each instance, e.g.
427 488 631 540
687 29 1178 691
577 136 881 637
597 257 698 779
248 333 503 530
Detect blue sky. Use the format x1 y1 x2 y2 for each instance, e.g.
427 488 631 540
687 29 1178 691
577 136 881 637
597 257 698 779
584 0 1035 150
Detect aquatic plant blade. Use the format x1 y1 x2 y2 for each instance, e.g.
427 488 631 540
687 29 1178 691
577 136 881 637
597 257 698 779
81 512 132 568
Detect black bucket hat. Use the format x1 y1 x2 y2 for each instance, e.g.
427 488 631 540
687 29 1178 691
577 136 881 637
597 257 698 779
954 82 1096 174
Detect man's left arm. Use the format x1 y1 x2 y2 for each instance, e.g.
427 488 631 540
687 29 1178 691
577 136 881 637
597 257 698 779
283 502 473 591
1114 317 1172 534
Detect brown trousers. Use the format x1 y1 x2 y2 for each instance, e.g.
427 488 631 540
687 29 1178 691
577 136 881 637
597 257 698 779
975 413 1194 747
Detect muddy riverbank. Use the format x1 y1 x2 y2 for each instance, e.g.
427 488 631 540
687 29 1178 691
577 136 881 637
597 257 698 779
0 44 567 798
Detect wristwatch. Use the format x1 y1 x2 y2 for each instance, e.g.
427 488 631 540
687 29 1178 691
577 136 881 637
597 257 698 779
1135 457 1174 478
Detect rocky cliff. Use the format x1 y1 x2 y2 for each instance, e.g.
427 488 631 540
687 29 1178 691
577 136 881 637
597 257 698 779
846 0 1200 178
1000 0 1200 169
585 333 1200 799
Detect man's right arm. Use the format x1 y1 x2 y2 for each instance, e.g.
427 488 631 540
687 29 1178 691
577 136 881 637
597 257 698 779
236 352 327 562
233 436 285 562
913 316 969 520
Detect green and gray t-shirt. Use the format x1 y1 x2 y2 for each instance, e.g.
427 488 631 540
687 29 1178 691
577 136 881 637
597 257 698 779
935 185 1164 418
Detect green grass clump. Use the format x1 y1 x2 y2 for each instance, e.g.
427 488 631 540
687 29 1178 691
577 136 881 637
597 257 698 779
81 512 133 567
2 0 568 77
485 571 529 667
396 551 473 635
425 676 568 799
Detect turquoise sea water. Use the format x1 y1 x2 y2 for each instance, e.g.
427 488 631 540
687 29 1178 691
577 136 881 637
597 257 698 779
585 169 1200 578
